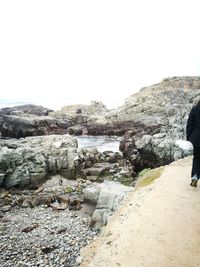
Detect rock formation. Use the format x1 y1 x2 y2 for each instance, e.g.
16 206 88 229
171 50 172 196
0 134 133 188
0 76 199 173
0 104 70 138
118 77 200 169
0 135 81 188
83 181 133 229
1 115 70 138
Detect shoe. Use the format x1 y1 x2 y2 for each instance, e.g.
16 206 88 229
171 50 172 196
190 175 198 187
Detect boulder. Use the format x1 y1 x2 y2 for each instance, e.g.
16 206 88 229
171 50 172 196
83 183 101 204
84 181 133 229
0 135 84 188
120 132 193 171
93 181 133 229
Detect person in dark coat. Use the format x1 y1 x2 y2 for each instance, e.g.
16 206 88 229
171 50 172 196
186 101 200 187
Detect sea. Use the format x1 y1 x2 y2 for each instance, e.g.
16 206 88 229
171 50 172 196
0 99 122 152
76 135 122 152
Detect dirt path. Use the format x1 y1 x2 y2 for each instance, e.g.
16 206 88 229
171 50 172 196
81 156 200 267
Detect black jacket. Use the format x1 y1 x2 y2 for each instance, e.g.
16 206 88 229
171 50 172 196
186 104 200 146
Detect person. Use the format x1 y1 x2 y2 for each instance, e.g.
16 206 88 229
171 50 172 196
186 101 200 187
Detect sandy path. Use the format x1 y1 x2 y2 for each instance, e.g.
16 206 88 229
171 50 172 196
81 156 200 267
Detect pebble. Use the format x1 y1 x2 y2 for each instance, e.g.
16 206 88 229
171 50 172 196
0 206 97 267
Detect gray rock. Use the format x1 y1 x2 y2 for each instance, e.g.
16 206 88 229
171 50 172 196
119 77 200 169
89 181 133 229
0 135 83 188
83 184 101 204
1 114 70 138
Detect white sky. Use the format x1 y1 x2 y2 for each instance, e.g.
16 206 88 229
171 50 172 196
0 0 200 108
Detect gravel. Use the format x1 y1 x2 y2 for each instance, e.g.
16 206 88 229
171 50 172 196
0 206 98 267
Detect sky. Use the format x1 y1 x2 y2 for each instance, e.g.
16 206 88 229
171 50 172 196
0 0 200 109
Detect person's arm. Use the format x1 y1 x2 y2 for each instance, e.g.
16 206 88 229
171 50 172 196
186 107 196 141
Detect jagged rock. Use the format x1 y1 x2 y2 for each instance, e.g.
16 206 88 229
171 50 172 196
120 131 193 171
1 77 200 143
1 115 70 138
135 134 192 167
1 77 200 175
0 135 84 188
51 102 137 136
86 181 133 229
118 77 200 169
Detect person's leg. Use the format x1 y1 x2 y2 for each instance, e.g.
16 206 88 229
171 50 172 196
191 146 200 187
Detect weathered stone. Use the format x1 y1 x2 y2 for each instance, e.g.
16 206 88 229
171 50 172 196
118 77 200 170
83 184 101 204
90 181 133 229
0 135 84 188
1 76 199 181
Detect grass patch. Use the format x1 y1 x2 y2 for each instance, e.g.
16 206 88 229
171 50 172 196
113 176 133 186
138 168 151 177
136 167 164 187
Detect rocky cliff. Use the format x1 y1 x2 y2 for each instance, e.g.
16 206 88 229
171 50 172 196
117 77 200 170
0 77 199 171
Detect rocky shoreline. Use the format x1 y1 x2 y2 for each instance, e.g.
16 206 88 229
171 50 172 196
0 175 132 267
0 76 199 266
0 205 97 267
0 133 134 266
1 77 198 170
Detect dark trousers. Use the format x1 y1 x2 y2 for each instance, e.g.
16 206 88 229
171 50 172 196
192 146 200 179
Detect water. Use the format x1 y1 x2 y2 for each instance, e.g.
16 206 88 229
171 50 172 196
76 135 122 152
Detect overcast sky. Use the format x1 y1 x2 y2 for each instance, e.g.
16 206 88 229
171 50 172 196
0 0 200 108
